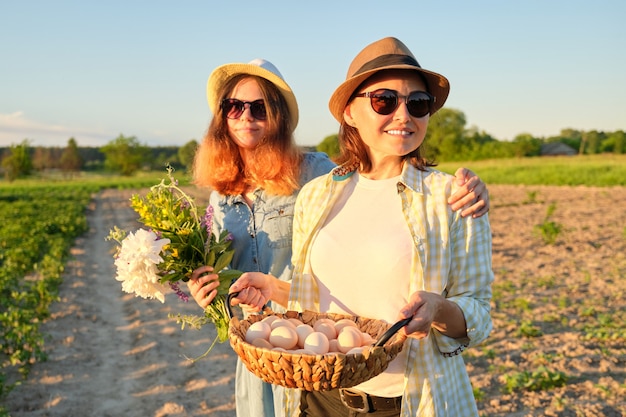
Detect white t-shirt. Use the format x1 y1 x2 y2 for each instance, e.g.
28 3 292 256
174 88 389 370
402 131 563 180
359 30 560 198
309 172 412 397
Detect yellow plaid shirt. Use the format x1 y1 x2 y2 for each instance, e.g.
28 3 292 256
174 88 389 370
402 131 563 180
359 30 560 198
286 162 494 416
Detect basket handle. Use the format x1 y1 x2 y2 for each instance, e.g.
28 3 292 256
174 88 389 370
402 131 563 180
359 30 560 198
226 291 239 320
373 316 412 347
226 291 274 321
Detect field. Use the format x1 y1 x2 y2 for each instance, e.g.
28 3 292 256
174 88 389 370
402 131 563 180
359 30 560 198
468 184 625 416
2 156 626 416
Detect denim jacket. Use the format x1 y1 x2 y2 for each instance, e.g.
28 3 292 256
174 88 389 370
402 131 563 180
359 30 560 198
207 152 334 417
209 152 335 284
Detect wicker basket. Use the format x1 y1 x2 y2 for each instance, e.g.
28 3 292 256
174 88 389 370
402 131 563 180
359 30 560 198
228 310 405 391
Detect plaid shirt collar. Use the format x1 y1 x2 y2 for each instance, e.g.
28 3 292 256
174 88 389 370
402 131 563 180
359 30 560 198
331 160 426 195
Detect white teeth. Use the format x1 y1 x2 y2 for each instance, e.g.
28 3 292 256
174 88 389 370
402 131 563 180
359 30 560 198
386 130 411 136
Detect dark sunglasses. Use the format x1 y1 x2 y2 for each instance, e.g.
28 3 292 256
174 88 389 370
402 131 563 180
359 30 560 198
221 98 267 120
353 89 434 118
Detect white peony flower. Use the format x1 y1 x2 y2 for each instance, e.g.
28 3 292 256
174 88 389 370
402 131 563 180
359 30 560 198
114 229 171 303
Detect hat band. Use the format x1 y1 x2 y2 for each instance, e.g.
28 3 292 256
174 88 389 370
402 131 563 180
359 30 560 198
352 54 421 77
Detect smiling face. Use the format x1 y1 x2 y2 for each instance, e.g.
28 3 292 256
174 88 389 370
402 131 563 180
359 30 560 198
226 77 267 151
343 70 430 176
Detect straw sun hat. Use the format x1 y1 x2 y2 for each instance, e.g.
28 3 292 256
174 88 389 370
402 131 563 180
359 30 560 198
206 58 299 132
328 37 450 123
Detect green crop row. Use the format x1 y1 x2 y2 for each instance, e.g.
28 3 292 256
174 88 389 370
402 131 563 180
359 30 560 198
0 171 191 411
0 186 96 404
437 154 626 186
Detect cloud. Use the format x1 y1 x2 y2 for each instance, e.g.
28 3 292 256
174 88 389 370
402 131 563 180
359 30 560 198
0 112 112 147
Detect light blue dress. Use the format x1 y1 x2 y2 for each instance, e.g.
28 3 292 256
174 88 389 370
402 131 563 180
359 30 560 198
209 152 335 417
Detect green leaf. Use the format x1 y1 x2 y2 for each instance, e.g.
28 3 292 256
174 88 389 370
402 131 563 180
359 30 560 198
217 269 242 294
213 249 234 272
206 249 216 266
218 269 243 281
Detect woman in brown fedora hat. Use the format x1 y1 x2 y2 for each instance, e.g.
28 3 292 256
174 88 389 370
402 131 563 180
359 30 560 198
189 55 490 417
229 38 493 416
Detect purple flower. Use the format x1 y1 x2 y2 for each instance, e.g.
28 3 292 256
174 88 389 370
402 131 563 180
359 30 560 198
203 205 214 236
169 282 189 302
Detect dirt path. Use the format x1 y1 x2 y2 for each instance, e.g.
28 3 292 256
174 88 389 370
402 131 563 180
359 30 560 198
4 189 237 417
4 185 626 416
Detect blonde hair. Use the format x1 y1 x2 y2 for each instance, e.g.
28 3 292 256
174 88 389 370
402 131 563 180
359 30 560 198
193 75 302 196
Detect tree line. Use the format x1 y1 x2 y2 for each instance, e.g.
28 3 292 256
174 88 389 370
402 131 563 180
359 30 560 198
2 108 624 181
1 135 198 181
317 108 625 161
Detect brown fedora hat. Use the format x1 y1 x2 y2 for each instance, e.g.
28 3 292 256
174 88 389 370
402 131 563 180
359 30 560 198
328 37 450 123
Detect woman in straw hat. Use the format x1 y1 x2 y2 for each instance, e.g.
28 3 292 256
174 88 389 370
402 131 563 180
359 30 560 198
189 56 490 416
229 38 493 416
188 58 334 417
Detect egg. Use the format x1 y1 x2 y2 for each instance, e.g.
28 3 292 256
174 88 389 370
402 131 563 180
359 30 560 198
269 326 298 350
270 318 296 330
328 339 340 353
343 326 364 343
251 338 273 349
313 318 335 331
346 346 365 355
295 324 314 348
261 315 279 326
288 318 304 327
360 332 375 346
334 318 358 333
337 327 362 353
304 331 330 355
314 322 337 340
245 321 271 344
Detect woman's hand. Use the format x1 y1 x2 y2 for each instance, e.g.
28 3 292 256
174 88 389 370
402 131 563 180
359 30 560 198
229 272 291 310
398 291 467 340
448 167 490 218
397 291 443 339
228 272 273 311
186 266 219 309
230 286 268 314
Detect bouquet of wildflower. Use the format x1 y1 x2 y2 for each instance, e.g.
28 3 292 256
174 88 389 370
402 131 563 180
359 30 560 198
107 166 241 346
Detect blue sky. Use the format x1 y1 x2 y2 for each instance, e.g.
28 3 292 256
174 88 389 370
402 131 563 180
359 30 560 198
1 1 625 148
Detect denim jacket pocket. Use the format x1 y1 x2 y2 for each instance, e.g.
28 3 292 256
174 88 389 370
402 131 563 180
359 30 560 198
265 205 294 248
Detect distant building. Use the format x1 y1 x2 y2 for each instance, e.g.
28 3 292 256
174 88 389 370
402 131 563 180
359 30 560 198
540 142 577 156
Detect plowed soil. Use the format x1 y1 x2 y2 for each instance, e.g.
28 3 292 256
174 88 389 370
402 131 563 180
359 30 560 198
4 185 626 416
